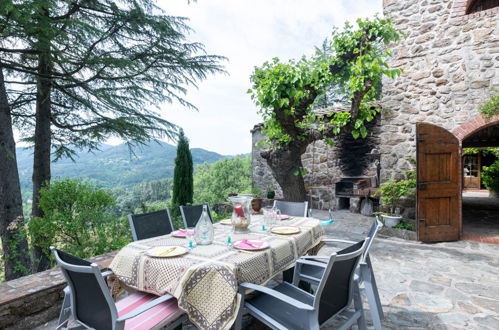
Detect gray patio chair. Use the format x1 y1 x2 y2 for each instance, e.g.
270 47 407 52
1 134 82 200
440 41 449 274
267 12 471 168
59 209 176 325
128 209 175 241
51 247 186 330
296 217 384 330
235 240 368 330
273 200 309 217
179 203 213 228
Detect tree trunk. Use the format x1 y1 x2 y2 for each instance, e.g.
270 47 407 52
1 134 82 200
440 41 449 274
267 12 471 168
0 67 31 280
31 49 52 272
262 145 307 202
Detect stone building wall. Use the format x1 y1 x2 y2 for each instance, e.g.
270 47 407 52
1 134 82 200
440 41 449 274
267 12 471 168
380 0 499 180
251 0 499 210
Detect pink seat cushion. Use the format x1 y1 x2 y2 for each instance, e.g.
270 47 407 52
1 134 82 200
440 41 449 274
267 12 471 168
116 292 184 330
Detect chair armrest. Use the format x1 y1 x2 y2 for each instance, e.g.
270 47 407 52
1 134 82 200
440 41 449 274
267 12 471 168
322 238 357 245
295 258 328 268
117 294 175 321
101 270 114 277
298 256 329 260
239 282 314 311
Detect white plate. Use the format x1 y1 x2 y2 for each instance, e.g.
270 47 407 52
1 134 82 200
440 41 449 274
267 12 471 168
145 246 188 258
220 219 232 225
233 240 269 251
271 226 301 235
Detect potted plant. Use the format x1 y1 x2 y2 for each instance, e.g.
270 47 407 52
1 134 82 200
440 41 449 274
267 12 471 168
374 171 416 228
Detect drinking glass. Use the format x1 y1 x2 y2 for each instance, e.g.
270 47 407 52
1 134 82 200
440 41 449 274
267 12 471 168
262 206 273 230
186 227 196 248
272 207 281 224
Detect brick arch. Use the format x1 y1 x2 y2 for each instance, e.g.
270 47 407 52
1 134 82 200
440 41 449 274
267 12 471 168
451 0 499 21
452 114 499 141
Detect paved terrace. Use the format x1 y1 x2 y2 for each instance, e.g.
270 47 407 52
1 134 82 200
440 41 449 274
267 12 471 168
34 210 499 330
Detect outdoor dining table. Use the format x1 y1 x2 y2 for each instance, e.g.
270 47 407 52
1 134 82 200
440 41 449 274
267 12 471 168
110 215 325 330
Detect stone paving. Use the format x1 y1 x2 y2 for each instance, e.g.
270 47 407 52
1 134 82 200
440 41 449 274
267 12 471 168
318 210 499 330
34 210 499 329
462 192 499 242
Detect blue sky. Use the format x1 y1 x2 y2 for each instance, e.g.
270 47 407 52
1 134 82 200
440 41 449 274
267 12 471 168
122 0 383 155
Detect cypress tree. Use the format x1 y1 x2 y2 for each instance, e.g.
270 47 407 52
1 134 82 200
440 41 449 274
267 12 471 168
172 130 193 217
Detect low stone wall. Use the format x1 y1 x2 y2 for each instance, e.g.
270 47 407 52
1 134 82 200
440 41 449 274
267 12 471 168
0 251 116 330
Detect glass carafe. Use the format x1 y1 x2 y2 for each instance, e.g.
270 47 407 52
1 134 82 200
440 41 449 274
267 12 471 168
194 205 214 245
229 195 252 233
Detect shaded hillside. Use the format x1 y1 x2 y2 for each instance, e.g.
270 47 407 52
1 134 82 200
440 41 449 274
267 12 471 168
16 141 229 192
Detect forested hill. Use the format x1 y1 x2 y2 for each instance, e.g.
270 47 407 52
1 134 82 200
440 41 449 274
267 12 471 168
16 141 229 192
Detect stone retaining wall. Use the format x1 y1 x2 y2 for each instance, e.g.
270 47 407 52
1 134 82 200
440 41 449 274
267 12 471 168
0 251 116 330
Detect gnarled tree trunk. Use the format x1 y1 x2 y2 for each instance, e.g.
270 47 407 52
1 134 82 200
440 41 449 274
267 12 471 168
0 67 31 280
262 144 308 202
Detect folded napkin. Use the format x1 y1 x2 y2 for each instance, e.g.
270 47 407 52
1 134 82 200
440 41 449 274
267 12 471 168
277 215 289 220
320 219 335 226
173 229 187 236
236 239 264 249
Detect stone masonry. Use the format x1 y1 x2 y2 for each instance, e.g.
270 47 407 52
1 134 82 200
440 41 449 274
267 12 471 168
380 0 499 180
252 118 381 210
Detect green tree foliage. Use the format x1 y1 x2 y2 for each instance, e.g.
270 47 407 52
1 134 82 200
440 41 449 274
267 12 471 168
482 161 499 196
171 130 193 219
1 0 225 157
463 147 499 158
111 178 172 215
193 155 252 206
29 179 130 259
248 16 402 201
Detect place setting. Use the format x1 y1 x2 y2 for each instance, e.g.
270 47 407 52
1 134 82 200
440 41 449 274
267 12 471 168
145 245 189 258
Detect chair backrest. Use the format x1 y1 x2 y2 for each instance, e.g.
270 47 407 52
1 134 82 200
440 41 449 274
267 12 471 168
51 247 117 330
313 240 367 324
362 217 383 263
273 200 308 217
128 209 175 241
179 203 213 228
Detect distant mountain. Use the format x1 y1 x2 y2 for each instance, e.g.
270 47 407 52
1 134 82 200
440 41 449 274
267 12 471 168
16 141 229 192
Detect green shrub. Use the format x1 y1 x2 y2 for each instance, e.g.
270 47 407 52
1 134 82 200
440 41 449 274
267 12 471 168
482 161 499 195
393 221 415 231
30 179 131 260
374 171 416 215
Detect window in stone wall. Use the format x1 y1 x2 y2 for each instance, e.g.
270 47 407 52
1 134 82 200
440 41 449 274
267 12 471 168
466 0 499 14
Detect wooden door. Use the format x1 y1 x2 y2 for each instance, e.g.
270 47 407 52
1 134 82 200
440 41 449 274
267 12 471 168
416 123 461 242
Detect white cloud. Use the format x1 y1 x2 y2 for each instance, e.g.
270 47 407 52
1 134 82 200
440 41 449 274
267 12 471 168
118 0 383 154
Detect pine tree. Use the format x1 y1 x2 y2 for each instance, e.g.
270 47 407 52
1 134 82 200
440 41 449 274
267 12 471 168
0 0 224 271
171 129 193 223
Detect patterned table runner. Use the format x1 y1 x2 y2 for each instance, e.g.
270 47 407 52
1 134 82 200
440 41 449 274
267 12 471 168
110 216 324 330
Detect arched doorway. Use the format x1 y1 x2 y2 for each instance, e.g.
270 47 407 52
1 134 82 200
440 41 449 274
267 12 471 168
416 116 499 243
459 120 499 243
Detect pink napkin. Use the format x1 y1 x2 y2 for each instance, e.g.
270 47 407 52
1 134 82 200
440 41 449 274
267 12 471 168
236 239 264 249
174 229 187 236
277 215 289 220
